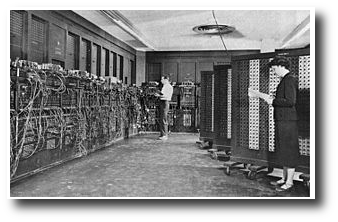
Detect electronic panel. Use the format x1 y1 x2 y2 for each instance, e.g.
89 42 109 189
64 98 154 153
214 65 232 151
230 48 310 172
10 62 142 181
199 71 215 141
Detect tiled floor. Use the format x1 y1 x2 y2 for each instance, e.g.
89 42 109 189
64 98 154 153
10 133 310 198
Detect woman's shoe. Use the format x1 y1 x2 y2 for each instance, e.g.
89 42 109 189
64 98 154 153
270 179 285 186
275 184 293 192
157 136 168 141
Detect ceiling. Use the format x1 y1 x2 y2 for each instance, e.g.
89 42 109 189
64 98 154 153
73 10 310 52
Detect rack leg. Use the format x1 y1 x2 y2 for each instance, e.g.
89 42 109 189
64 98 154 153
299 173 310 189
196 140 211 150
223 161 245 175
208 148 218 159
247 165 269 180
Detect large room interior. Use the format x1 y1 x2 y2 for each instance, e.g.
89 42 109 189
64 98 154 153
9 9 311 198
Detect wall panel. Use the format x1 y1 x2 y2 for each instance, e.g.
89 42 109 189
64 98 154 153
147 63 161 82
146 50 258 84
80 38 91 72
10 10 26 60
91 44 98 75
66 32 79 70
50 24 66 61
109 51 115 76
29 15 47 63
101 47 106 76
163 62 178 83
179 62 196 83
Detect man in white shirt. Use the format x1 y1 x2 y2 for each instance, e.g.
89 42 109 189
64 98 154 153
155 75 173 140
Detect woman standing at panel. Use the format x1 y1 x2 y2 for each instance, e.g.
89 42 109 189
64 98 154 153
249 56 299 192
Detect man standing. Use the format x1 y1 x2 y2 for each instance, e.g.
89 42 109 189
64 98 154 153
155 75 173 140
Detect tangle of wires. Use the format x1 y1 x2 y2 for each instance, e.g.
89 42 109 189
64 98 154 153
137 81 161 131
10 59 154 179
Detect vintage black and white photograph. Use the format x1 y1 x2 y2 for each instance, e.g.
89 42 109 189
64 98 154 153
8 8 314 199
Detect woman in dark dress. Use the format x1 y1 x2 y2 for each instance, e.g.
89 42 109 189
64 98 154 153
249 56 299 192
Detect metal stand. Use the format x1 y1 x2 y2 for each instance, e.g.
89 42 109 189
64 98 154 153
223 159 274 179
208 150 230 161
247 165 274 180
299 173 310 189
196 138 213 150
196 140 212 150
223 161 249 175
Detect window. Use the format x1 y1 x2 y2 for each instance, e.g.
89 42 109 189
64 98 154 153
30 15 47 63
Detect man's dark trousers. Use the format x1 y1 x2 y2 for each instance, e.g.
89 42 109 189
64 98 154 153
159 100 169 137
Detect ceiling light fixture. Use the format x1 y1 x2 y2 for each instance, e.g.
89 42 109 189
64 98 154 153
193 10 232 54
192 24 235 35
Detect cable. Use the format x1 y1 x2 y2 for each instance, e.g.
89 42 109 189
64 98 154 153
212 10 229 55
11 65 153 179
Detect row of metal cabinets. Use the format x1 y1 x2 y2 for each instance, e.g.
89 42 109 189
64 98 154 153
199 48 310 178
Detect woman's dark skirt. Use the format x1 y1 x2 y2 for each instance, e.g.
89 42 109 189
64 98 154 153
274 120 300 168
